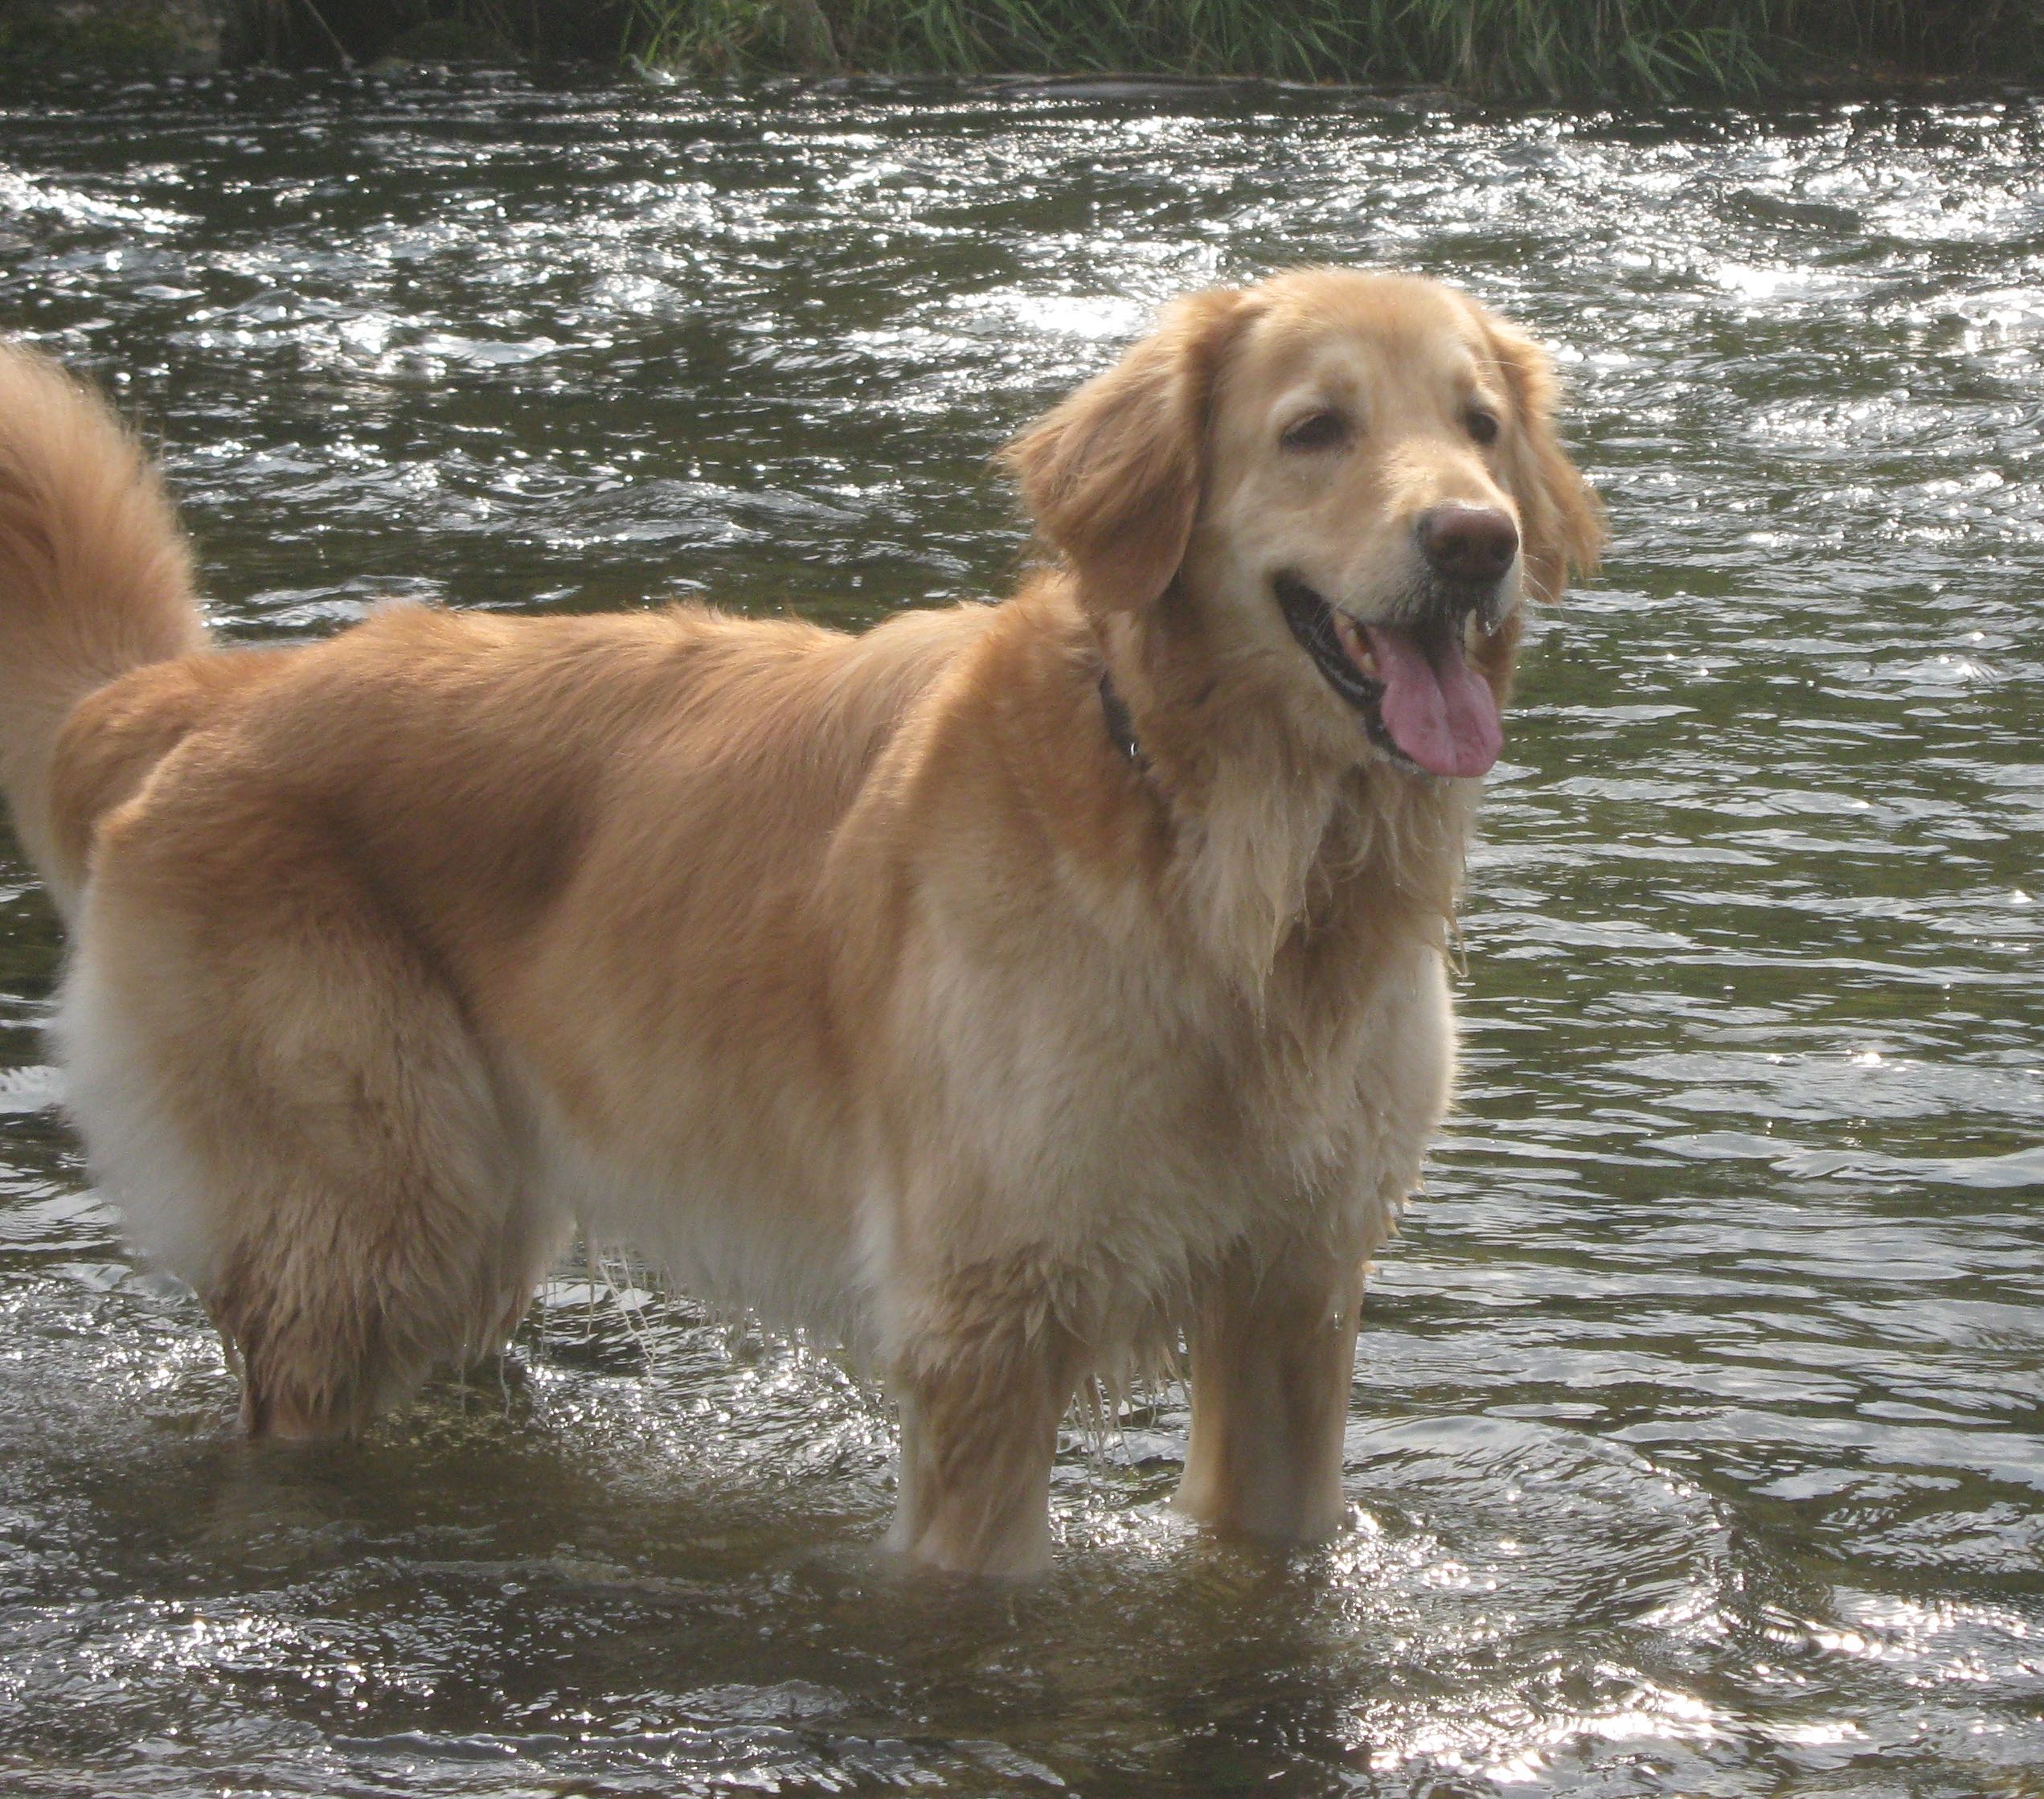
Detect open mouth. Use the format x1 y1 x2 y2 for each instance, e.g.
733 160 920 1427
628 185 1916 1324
1273 573 1503 780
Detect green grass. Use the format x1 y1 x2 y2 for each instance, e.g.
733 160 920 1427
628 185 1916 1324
22 0 2026 91
0 0 207 69
622 0 2044 97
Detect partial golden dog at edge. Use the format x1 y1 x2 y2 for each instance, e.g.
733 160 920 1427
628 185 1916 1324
0 270 1601 1575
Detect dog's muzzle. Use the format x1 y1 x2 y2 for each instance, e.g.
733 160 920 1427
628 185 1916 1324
1274 563 1507 781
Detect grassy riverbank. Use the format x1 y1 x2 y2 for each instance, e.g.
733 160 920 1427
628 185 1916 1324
624 0 2042 95
6 0 2040 94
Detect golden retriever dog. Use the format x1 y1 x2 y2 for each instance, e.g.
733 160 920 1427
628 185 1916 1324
0 270 1600 1575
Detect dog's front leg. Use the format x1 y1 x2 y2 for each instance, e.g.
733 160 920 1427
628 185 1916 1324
1175 1252 1365 1543
885 1302 1083 1577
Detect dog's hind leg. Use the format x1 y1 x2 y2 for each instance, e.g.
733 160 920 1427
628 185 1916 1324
58 772 563 1439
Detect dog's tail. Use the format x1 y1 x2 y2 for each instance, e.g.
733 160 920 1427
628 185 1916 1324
0 342 207 916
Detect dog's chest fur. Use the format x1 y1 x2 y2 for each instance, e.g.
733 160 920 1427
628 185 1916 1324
862 746 1470 1350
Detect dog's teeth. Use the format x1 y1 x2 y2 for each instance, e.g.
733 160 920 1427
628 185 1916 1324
1333 609 1376 674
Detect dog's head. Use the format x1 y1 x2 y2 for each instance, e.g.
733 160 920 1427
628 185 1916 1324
1003 269 1604 780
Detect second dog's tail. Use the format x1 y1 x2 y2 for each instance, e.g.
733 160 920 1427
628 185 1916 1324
0 344 206 917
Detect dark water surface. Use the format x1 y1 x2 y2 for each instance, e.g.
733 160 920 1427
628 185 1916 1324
0 69 2040 1797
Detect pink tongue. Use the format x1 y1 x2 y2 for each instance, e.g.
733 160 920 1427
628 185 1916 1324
1357 625 1502 778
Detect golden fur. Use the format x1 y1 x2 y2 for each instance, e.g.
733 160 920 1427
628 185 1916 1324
0 271 1600 1574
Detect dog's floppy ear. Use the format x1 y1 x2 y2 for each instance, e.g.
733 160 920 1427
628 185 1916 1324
1484 313 1605 604
1001 287 1251 615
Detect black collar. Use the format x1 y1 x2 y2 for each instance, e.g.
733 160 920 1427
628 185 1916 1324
1098 667 1147 772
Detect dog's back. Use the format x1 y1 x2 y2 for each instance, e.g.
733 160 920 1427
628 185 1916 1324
0 341 992 1439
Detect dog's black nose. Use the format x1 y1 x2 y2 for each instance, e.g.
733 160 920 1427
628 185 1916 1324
1416 504 1518 584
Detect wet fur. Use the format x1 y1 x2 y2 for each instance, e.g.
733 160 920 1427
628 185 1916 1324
0 272 1600 1574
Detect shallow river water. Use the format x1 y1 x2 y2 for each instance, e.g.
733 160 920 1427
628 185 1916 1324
0 68 2040 1798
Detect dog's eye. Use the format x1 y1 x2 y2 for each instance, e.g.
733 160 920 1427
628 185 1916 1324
1280 410 1349 453
1465 408 1501 445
